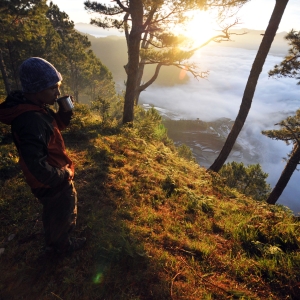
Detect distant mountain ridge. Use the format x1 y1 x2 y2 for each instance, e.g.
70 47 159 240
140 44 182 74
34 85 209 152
75 23 290 54
75 24 190 87
221 28 289 55
75 23 290 86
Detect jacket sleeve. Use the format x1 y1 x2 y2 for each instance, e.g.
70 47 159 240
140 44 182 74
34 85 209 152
12 112 69 188
53 109 73 131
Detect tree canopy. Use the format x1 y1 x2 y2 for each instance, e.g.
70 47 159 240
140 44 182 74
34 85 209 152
0 0 113 103
219 161 271 201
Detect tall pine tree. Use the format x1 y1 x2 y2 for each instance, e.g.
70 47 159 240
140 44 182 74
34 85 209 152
209 0 289 173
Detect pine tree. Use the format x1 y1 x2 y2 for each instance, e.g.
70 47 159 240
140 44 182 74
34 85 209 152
219 161 271 201
262 110 300 204
84 0 249 124
0 1 113 104
268 29 300 84
0 0 49 93
208 0 289 173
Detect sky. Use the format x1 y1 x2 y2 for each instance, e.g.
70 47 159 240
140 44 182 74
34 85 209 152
49 0 300 33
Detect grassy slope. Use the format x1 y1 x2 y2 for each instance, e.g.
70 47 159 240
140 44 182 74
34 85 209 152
0 110 300 300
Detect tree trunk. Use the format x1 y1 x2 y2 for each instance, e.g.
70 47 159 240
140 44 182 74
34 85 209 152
75 90 79 102
208 0 289 172
135 59 145 105
122 0 143 124
0 49 11 95
267 144 300 204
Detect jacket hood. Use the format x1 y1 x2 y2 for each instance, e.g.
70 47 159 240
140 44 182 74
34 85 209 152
0 90 44 125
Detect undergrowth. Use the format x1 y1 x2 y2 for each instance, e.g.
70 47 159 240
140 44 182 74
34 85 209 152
0 103 299 300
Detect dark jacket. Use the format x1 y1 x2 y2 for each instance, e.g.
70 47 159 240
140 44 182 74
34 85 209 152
0 90 74 198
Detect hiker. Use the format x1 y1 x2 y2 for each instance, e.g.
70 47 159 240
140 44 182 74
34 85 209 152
0 57 86 253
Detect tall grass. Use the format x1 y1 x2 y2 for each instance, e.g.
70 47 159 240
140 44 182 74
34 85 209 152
0 104 299 299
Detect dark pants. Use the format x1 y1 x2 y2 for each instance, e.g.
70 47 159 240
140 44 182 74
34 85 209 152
38 181 77 250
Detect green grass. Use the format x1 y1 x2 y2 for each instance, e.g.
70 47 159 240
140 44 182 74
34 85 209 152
0 108 300 299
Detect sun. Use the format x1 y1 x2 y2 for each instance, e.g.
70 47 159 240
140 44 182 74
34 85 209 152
180 11 218 47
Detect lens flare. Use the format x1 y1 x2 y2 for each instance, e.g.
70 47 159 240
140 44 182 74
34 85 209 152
93 272 104 284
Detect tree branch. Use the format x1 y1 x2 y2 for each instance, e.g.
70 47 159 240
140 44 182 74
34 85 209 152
124 12 130 42
138 61 208 94
114 0 129 12
276 122 300 147
138 63 162 92
188 19 245 54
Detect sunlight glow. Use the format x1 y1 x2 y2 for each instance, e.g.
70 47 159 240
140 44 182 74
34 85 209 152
179 11 218 47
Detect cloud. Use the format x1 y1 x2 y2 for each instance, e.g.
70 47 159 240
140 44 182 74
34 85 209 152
142 45 299 123
140 45 300 214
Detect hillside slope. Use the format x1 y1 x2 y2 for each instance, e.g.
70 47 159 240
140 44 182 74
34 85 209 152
0 107 299 299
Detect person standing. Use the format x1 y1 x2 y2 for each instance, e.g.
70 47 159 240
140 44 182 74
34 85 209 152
0 57 86 254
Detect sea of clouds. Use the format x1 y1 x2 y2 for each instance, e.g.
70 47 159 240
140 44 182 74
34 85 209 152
140 45 300 214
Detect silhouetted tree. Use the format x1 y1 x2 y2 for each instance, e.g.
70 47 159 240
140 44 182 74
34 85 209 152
269 29 300 84
0 1 112 103
209 0 289 173
262 110 300 204
0 0 49 94
84 0 249 124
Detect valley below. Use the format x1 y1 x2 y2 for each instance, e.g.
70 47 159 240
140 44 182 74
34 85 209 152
142 103 300 214
163 117 261 168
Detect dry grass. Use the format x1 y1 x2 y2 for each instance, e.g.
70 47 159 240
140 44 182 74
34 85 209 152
0 111 300 300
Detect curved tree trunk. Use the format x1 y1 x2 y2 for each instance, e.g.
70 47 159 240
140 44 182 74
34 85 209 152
267 144 300 204
135 58 146 105
122 0 143 124
208 0 289 173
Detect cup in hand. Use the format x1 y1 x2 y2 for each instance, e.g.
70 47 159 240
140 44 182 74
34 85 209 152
57 96 74 112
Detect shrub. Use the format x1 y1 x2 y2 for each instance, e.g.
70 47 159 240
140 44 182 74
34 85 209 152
177 144 195 162
219 162 271 201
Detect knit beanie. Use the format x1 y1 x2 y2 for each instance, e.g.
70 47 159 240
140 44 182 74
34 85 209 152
19 57 63 93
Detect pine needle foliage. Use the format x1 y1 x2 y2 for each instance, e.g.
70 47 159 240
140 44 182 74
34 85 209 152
269 30 300 84
219 161 271 201
0 106 300 300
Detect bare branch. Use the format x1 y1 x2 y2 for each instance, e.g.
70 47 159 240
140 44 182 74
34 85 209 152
138 63 163 92
114 0 129 13
124 12 130 43
150 7 180 27
188 19 245 54
143 6 158 30
138 61 208 94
